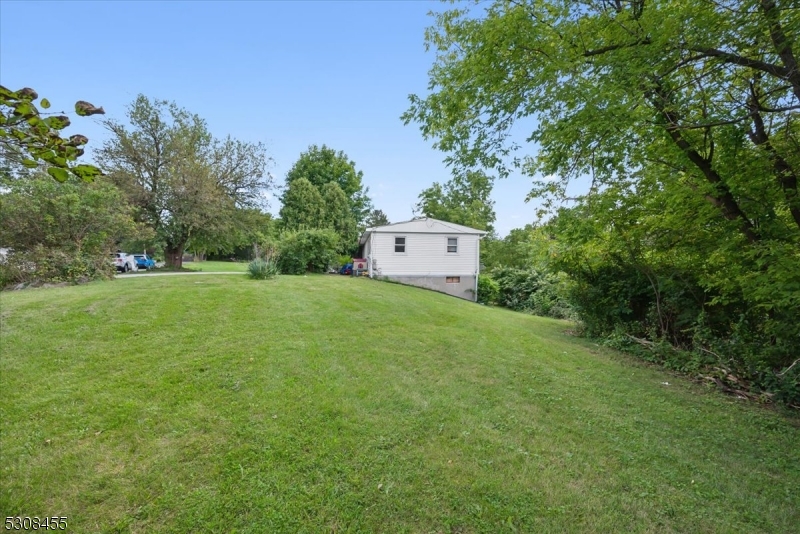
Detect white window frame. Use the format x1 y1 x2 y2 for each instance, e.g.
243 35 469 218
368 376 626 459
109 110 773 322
393 235 407 255
446 236 459 254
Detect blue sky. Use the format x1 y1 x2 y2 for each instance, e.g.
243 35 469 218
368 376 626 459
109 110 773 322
0 0 542 235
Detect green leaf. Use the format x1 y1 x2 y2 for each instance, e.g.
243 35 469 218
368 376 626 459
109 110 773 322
47 167 70 182
44 115 71 130
14 102 33 117
39 150 60 165
70 164 102 181
40 98 51 109
22 158 39 169
74 101 104 117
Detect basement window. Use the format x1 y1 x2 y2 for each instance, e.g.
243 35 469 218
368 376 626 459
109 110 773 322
446 276 461 284
394 236 406 253
447 237 458 253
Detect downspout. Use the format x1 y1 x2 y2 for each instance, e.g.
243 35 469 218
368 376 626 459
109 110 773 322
368 230 374 278
475 234 481 302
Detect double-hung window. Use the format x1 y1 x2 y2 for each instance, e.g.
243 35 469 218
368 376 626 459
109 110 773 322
394 236 406 253
447 237 458 254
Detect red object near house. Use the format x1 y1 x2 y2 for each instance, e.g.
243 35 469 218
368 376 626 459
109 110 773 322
352 258 367 270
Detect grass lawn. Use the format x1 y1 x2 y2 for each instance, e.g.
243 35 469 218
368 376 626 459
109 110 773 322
1 275 797 533
182 260 249 272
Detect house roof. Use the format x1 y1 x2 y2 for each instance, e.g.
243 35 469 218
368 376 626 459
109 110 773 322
359 217 488 244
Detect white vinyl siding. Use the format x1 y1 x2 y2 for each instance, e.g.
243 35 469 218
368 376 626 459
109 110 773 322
371 232 479 275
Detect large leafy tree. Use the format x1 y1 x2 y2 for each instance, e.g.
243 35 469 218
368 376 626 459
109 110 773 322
279 177 326 230
279 176 359 252
481 224 548 270
188 208 275 259
97 95 271 267
283 144 372 224
0 86 104 181
415 170 496 232
321 181 358 250
403 0 800 241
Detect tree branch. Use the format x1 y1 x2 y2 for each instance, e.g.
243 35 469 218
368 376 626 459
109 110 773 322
759 0 800 101
583 38 652 57
686 46 791 81
747 79 800 230
778 358 800 377
648 84 759 243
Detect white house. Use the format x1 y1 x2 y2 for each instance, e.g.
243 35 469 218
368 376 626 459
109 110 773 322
357 217 488 301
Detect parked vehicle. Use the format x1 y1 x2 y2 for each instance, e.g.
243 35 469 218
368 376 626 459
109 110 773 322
110 252 138 273
133 254 156 270
339 263 353 275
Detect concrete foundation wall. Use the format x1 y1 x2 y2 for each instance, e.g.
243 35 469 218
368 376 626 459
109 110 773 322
384 275 477 302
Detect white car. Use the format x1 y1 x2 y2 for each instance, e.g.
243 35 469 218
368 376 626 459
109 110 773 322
111 252 138 273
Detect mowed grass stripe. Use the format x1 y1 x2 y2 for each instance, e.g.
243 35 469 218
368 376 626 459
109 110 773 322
1 275 797 533
182 261 249 272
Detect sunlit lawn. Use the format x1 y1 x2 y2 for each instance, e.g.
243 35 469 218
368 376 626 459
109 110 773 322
182 260 249 272
1 275 798 532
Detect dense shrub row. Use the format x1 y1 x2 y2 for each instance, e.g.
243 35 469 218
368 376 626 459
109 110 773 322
0 246 115 286
559 260 799 405
480 234 799 406
0 177 138 287
478 268 573 320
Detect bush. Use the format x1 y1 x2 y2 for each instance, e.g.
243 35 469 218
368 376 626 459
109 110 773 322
0 246 115 287
557 258 800 405
276 229 340 275
0 175 139 287
529 271 575 320
476 274 499 304
491 267 573 319
247 258 279 280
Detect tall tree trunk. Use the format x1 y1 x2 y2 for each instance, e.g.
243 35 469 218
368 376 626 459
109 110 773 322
165 243 185 269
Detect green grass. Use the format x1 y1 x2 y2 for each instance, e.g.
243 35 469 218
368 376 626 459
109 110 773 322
182 260 248 272
1 276 798 533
